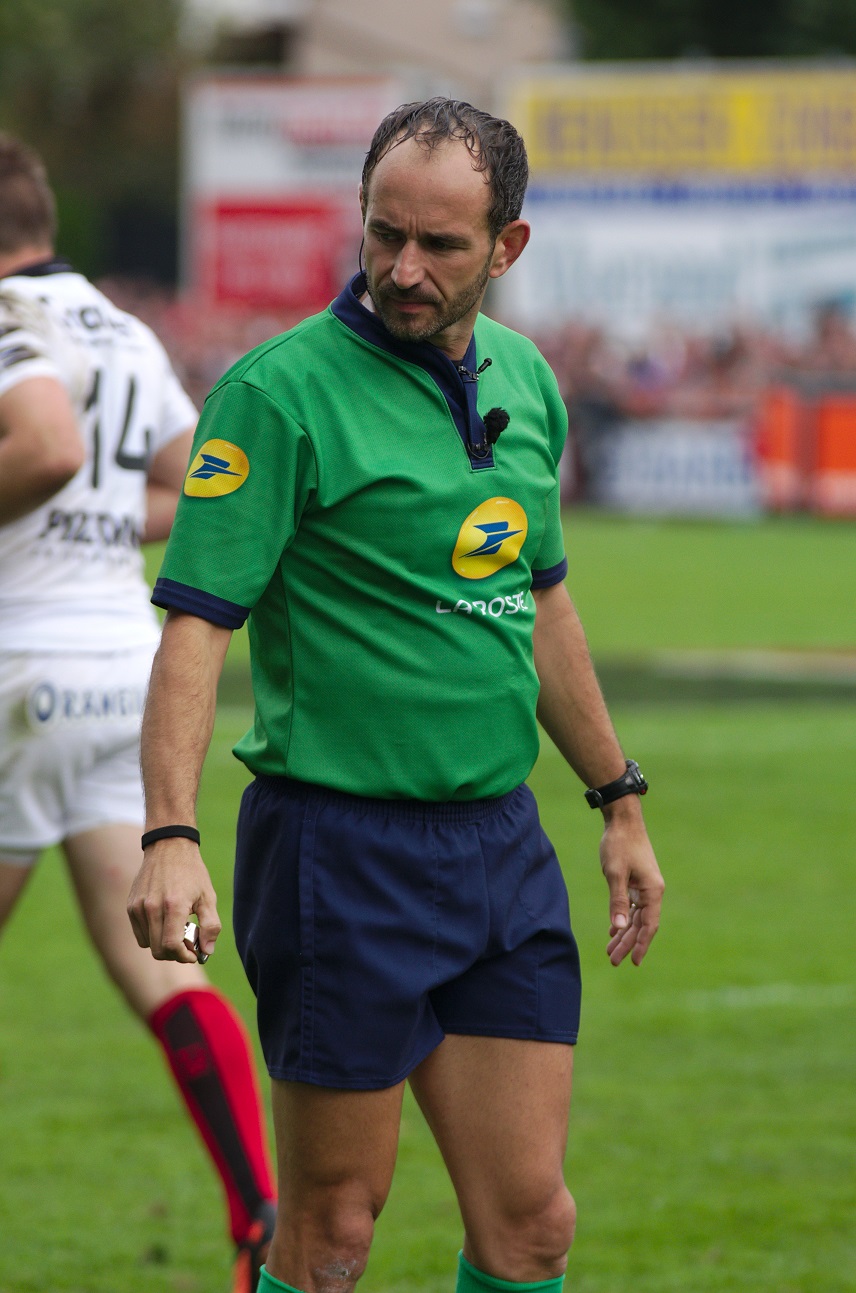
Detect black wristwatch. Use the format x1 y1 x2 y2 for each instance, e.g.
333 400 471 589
584 759 648 809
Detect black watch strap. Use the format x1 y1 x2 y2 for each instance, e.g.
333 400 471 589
584 759 648 809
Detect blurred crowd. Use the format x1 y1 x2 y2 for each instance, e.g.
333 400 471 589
533 303 856 429
99 277 856 426
97 277 307 413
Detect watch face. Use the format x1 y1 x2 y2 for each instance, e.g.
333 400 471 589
628 761 648 792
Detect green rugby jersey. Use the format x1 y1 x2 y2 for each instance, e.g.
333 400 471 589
154 275 568 800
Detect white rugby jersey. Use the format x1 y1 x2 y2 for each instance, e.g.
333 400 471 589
0 263 196 650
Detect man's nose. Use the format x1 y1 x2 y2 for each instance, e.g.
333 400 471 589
391 240 425 289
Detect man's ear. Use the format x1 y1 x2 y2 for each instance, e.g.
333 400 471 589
489 220 531 280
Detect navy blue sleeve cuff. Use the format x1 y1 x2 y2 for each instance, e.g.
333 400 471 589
151 577 250 630
530 556 568 590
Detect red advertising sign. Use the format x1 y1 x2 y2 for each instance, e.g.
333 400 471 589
193 198 357 311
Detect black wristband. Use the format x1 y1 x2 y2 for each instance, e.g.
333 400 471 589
141 825 201 849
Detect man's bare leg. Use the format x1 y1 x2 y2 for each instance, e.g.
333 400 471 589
409 1034 576 1282
0 855 37 929
265 1079 405 1293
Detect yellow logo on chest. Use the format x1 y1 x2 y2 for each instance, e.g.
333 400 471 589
452 497 528 580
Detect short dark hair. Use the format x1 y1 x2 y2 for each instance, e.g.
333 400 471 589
361 97 528 240
0 133 57 255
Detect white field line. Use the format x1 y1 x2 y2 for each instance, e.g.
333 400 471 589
650 649 856 684
678 982 856 1012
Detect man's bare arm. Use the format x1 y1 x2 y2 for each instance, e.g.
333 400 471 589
532 581 664 966
0 376 84 525
127 609 233 962
142 426 194 543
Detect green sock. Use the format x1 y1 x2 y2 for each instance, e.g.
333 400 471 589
456 1251 565 1293
258 1266 305 1293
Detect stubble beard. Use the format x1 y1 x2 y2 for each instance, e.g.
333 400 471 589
366 252 494 346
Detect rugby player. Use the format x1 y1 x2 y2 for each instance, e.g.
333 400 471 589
0 133 276 1292
129 99 665 1293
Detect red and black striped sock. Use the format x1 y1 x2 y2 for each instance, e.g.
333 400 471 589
148 987 276 1245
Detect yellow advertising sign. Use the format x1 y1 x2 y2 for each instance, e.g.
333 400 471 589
508 69 856 175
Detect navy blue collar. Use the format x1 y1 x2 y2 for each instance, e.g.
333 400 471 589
330 273 495 469
4 257 73 278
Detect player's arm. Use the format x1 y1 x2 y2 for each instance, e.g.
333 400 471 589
532 580 664 966
127 608 232 963
0 376 85 525
142 425 195 543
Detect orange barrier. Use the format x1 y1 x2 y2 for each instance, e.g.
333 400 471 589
754 386 806 511
810 395 856 516
755 386 856 515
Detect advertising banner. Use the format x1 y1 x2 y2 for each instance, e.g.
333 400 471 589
182 75 405 311
583 419 762 516
509 68 856 176
504 66 856 340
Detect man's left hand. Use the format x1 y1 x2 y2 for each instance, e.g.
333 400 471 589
599 801 664 966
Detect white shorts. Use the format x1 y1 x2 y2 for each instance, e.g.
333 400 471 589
0 645 154 862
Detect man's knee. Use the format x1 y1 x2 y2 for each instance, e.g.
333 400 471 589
317 1202 375 1280
271 1192 378 1292
518 1183 576 1271
471 1181 577 1280
541 1184 577 1262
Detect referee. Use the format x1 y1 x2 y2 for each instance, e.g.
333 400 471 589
129 98 664 1293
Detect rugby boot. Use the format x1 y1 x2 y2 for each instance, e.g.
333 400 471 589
233 1198 277 1293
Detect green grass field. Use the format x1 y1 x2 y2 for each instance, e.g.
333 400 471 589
1 512 854 1292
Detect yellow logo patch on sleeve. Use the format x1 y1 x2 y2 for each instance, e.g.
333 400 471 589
452 497 528 579
184 439 250 497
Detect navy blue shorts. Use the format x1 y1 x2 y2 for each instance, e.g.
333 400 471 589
233 776 581 1089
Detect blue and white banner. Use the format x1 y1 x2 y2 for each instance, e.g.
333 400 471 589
583 419 762 516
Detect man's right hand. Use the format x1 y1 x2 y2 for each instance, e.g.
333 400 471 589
127 838 221 963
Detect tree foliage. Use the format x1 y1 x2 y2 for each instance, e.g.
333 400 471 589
567 0 856 60
0 0 187 277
